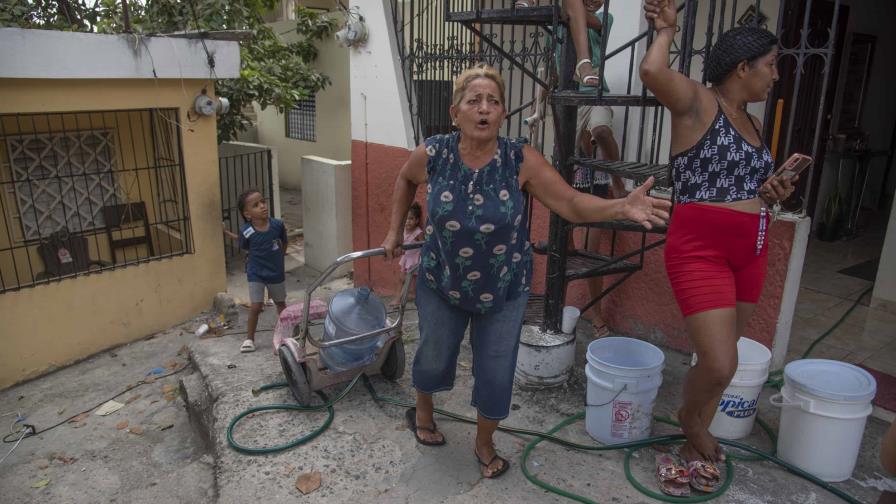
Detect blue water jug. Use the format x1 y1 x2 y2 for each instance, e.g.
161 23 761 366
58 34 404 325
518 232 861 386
318 286 387 373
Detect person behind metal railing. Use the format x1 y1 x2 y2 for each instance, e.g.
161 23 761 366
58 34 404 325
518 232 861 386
516 0 605 87
381 63 670 479
640 0 797 492
527 0 624 338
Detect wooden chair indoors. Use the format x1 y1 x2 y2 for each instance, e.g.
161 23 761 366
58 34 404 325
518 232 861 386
102 202 155 264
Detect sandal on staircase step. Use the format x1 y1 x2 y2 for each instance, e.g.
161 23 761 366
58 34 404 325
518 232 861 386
575 59 601 88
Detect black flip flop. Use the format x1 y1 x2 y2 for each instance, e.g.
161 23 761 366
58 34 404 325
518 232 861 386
405 408 446 446
475 450 510 479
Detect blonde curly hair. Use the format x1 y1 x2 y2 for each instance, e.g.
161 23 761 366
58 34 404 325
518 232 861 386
451 64 506 108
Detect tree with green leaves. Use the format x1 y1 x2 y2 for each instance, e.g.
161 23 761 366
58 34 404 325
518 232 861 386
0 0 336 142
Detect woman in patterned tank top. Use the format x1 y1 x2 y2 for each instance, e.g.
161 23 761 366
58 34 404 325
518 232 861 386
642 0 799 483
381 65 671 479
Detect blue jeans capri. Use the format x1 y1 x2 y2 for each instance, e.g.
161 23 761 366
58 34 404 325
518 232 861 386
411 276 529 420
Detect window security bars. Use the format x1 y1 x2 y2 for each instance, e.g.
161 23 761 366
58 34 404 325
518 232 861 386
0 109 193 293
286 97 317 142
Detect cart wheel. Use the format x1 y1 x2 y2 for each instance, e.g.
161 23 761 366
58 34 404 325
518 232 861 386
278 345 312 405
381 337 405 381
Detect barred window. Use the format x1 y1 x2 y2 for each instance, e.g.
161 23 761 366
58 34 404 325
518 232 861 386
285 97 316 142
1 109 193 293
6 130 123 240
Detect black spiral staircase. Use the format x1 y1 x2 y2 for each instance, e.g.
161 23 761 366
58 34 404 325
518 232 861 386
445 1 675 332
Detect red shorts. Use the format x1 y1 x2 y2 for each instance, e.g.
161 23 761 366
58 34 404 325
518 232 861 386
664 203 769 317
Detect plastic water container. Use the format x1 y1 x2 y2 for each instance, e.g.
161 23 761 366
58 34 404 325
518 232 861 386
585 337 665 444
318 286 387 373
707 337 772 439
771 359 877 482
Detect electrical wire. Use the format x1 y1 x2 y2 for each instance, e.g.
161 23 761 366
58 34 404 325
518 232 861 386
2 361 192 444
0 429 28 465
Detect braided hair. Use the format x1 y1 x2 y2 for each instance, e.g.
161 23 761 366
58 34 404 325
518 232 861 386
705 27 778 85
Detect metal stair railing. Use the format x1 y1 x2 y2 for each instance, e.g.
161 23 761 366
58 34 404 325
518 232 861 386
397 0 701 332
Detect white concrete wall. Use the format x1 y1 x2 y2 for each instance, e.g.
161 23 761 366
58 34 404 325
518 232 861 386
302 156 353 276
873 197 896 311
0 28 239 79
349 0 416 149
255 17 351 189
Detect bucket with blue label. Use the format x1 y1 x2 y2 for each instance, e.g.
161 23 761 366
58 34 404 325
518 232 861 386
694 337 772 440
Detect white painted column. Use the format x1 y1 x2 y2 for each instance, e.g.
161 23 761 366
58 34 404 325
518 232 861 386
301 156 353 276
872 196 896 312
348 0 416 149
771 215 812 370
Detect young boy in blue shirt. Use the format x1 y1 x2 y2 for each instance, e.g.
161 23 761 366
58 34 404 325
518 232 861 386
224 188 288 353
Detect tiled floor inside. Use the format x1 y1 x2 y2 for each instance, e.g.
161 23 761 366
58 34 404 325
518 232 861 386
787 210 896 396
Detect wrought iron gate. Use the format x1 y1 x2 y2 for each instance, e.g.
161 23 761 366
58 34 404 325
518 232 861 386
219 145 274 258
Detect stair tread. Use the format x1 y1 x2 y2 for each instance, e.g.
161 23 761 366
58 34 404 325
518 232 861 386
566 252 641 280
572 158 670 186
551 90 661 107
447 6 560 25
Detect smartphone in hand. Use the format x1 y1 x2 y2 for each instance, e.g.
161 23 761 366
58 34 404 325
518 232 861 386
775 153 813 181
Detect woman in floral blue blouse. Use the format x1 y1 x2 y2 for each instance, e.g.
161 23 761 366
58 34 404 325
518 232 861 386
381 64 670 479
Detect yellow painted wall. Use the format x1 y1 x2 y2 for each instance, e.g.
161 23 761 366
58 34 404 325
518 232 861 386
0 78 226 389
255 16 351 189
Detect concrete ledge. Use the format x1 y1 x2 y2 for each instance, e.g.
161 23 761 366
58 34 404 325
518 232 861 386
0 27 240 79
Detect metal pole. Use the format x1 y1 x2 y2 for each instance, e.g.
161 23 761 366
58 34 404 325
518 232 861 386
543 15 576 333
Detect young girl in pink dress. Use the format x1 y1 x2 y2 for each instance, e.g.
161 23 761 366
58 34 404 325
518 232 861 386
394 202 423 306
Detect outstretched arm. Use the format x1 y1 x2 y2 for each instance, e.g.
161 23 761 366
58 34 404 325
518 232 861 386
519 145 670 229
222 223 239 241
639 0 702 117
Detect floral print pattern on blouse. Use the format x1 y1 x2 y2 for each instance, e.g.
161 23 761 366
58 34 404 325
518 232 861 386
420 132 533 314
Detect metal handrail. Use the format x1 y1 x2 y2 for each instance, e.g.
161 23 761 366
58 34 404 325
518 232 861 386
297 242 424 350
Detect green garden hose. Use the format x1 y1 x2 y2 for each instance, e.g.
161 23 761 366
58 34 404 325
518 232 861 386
765 286 874 390
227 288 875 500
226 374 362 455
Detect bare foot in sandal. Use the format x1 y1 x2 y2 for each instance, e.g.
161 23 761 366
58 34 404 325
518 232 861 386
474 443 509 478
406 407 445 446
575 59 601 88
678 408 724 463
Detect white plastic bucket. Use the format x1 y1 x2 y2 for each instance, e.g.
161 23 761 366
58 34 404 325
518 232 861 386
585 337 665 443
707 337 772 440
770 359 876 482
515 326 576 389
